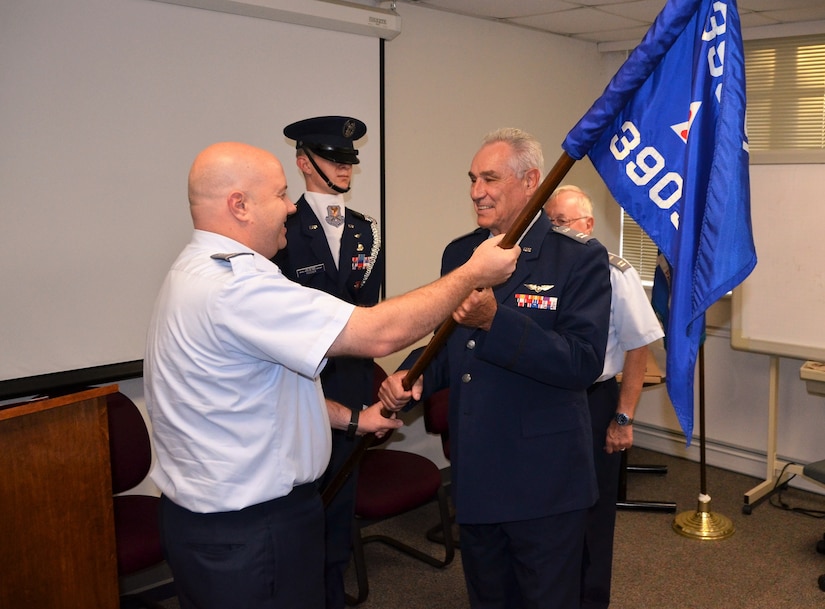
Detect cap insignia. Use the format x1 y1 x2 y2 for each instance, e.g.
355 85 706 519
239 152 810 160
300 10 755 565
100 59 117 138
343 119 357 138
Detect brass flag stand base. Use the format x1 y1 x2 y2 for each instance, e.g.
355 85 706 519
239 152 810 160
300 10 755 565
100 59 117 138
671 345 734 541
672 493 735 540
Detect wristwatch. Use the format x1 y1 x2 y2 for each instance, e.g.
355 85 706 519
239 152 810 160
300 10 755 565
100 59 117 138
614 412 633 426
346 408 360 439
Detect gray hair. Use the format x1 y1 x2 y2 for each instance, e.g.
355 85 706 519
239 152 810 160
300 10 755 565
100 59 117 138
548 184 594 217
481 128 544 179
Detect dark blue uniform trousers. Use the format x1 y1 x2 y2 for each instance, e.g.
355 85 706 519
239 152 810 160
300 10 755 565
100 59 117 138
319 430 360 609
159 483 324 609
581 378 621 609
460 507 588 609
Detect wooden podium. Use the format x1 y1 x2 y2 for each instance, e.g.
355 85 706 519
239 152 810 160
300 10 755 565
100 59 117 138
0 385 120 609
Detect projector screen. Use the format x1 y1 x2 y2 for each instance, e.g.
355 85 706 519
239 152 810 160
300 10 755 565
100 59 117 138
0 0 382 399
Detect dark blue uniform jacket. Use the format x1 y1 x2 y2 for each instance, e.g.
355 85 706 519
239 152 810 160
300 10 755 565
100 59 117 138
406 213 611 524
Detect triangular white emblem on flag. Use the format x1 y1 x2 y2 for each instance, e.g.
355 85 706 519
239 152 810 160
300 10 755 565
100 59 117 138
671 101 702 143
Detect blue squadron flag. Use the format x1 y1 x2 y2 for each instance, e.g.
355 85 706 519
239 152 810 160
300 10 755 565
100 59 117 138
562 0 756 441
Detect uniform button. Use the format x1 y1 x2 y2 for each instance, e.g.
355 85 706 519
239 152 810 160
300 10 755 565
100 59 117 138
461 373 472 383
466 339 476 350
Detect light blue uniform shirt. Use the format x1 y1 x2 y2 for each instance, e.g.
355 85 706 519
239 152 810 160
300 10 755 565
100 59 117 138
597 256 664 382
145 230 354 513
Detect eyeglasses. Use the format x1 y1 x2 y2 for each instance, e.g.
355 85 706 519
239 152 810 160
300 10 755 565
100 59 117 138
550 216 589 227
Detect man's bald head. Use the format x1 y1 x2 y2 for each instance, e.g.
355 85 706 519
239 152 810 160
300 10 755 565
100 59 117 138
186 142 294 257
188 143 279 216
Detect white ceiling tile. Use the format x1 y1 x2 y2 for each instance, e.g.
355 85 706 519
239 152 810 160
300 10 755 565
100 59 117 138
510 7 646 34
410 0 576 19
572 24 652 43
596 0 669 22
739 11 783 28
759 7 825 22
739 0 823 11
397 0 825 44
574 0 664 5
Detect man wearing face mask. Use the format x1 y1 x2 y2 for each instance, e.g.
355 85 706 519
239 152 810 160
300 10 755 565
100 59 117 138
273 116 384 609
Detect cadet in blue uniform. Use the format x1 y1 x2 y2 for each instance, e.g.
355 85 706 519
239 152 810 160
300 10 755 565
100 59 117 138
379 129 611 609
273 116 384 609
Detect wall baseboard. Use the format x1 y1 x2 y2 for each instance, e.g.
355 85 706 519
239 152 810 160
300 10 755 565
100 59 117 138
634 423 825 497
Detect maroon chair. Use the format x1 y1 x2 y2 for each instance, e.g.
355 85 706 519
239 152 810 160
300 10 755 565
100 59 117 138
107 391 166 608
346 367 455 605
422 388 459 547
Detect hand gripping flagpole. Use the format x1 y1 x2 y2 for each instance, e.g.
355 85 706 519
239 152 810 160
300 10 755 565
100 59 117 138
320 151 576 507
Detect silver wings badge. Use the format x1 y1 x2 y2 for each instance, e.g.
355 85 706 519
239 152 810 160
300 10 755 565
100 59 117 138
524 283 554 293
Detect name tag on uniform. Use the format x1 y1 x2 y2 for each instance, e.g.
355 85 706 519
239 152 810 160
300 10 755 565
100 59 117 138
297 263 325 278
515 294 558 310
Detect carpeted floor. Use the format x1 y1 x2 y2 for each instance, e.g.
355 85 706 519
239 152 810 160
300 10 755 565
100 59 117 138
137 447 825 609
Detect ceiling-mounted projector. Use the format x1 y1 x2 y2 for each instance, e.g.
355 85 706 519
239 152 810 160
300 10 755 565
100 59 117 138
150 0 402 40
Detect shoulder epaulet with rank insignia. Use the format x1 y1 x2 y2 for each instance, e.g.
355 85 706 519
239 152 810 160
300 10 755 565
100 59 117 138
608 252 633 272
552 225 593 244
210 252 253 261
448 227 487 246
349 209 376 224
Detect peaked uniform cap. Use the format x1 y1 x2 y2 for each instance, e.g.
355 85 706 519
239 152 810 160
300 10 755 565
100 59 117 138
283 115 367 165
